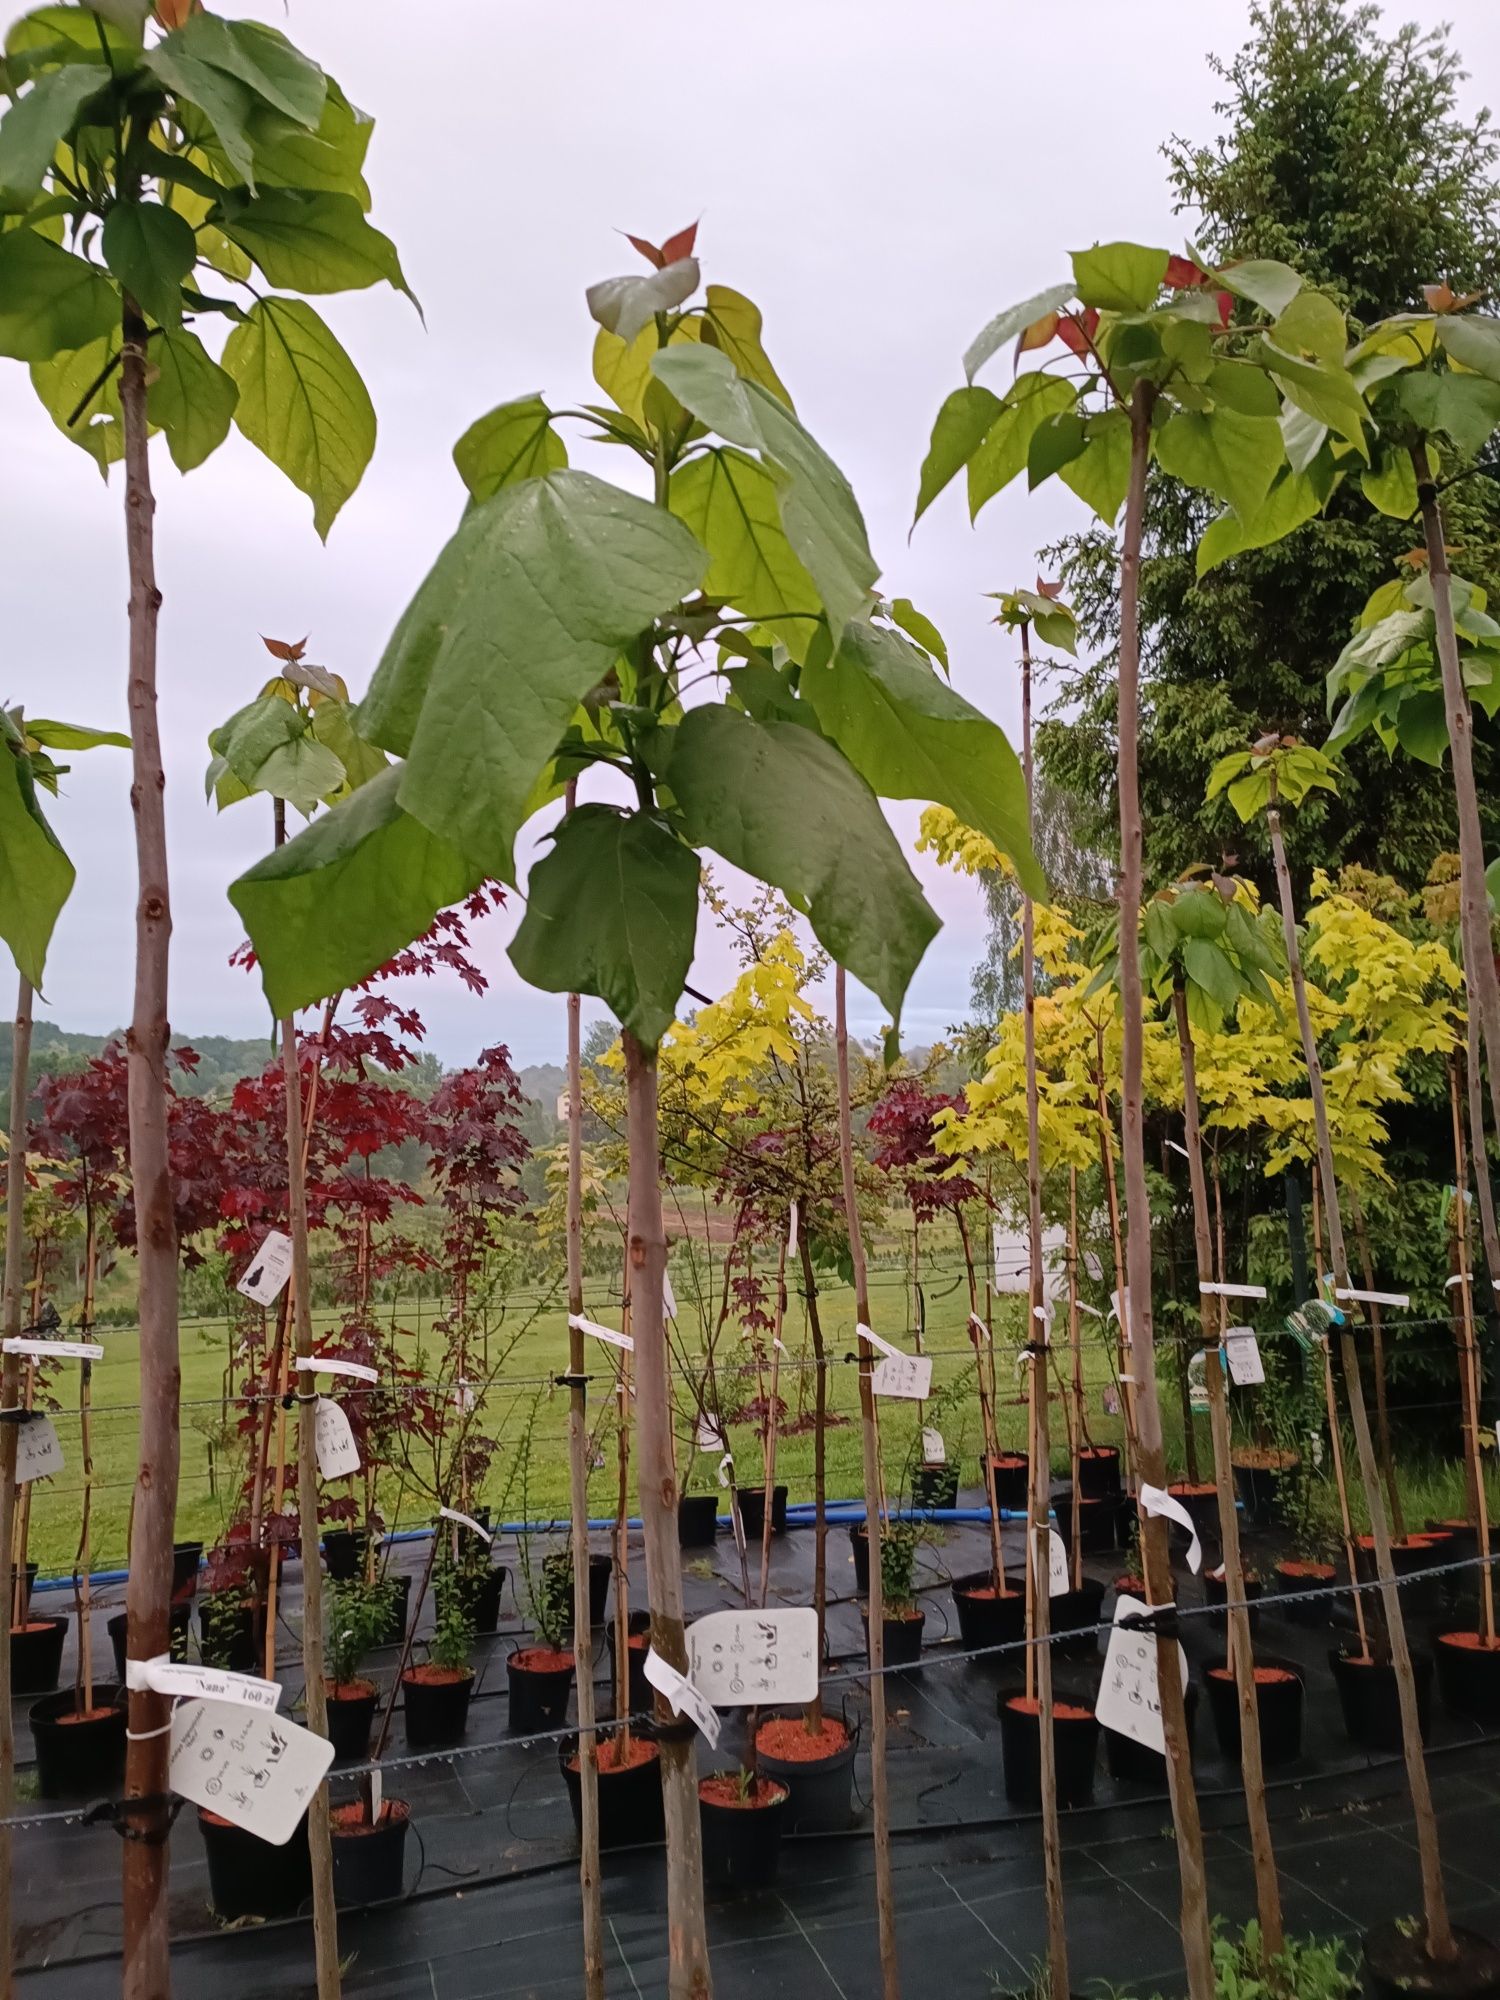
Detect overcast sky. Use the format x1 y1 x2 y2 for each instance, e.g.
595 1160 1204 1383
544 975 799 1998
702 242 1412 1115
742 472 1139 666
6 0 1498 1070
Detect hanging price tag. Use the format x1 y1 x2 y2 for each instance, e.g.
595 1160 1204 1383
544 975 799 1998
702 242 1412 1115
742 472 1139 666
1095 1596 1190 1755
872 1351 933 1401
13 1415 62 1483
644 1647 721 1746
921 1427 946 1466
569 1313 633 1352
169 1699 333 1846
687 1607 819 1706
127 1654 282 1712
1223 1329 1265 1387
313 1399 360 1480
236 1230 294 1307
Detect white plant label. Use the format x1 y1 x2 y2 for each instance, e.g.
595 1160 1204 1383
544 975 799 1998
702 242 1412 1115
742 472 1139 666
236 1230 294 1307
787 1200 799 1257
872 1351 933 1401
856 1322 900 1359
687 1606 819 1706
717 1453 733 1490
314 1398 360 1481
1 1337 102 1361
170 1698 334 1846
439 1506 493 1545
1096 1595 1190 1756
644 1646 721 1747
1139 1482 1202 1574
1199 1280 1268 1301
127 1654 282 1712
13 1416 62 1483
1109 1289 1132 1343
369 1764 383 1824
663 1271 678 1320
295 1355 377 1384
1034 1525 1068 1597
1336 1286 1410 1310
921 1427 946 1466
1224 1329 1265 1388
569 1313 633 1353
696 1417 726 1453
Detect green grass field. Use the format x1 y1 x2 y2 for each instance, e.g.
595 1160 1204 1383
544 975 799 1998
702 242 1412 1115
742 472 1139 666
20 1252 1139 1577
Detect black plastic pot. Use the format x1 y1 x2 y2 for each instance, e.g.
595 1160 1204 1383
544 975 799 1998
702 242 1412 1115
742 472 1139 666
374 1572 412 1649
985 1453 1029 1513
8 1561 37 1619
11 1615 67 1696
172 1540 204 1603
753 1715 857 1832
1355 1535 1450 1619
998 1692 1099 1807
1203 1569 1264 1634
507 1647 574 1735
699 1775 788 1890
1076 1446 1122 1500
1105 1682 1198 1785
1052 1492 1120 1556
737 1485 788 1540
331 1801 409 1908
30 1687 127 1797
109 1604 189 1682
1050 1578 1107 1659
678 1495 719 1548
911 1462 960 1510
1331 1645 1433 1752
950 1574 1027 1662
1434 1631 1500 1723
606 1610 652 1714
198 1594 264 1674
462 1562 508 1636
861 1604 924 1670
1273 1561 1343 1627
561 1731 664 1847
401 1666 474 1747
850 1522 870 1594
1204 1655 1304 1767
325 1679 379 1762
200 1806 311 1921
1232 1456 1299 1527
322 1529 366 1581
588 1553 611 1628
1165 1484 1220 1544
1362 1921 1500 2000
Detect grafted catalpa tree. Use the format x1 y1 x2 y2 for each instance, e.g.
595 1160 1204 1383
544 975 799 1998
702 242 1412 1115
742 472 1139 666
230 225 1039 2000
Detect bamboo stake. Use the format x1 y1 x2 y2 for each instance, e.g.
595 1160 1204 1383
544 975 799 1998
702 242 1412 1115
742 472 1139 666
614 1266 634 1759
622 1031 711 2000
1466 1002 1500 1294
1353 1201 1405 1543
835 968 900 2000
1449 1060 1495 1648
1267 790 1452 1960
0 973 34 2000
74 1222 97 1717
1067 1171 1085 1591
758 1225 790 1610
799 1230 829 1737
565 958 606 2000
281 1017 339 1999
1174 981 1283 1958
956 1209 1009 1597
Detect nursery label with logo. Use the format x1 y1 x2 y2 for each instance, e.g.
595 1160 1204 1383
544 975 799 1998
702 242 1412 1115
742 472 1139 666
170 1698 334 1846
687 1607 819 1706
236 1230 294 1306
1095 1596 1190 1755
314 1398 360 1480
13 1415 62 1483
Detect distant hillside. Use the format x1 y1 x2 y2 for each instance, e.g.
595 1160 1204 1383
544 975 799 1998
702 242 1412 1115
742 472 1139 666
0 1021 277 1119
518 1062 565 1107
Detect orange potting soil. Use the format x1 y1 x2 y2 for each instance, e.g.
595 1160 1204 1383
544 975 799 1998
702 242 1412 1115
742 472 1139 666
755 1716 848 1763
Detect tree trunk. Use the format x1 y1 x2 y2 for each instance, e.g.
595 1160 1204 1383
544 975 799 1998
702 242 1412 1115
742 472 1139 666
1117 388 1216 2000
833 969 900 2000
1413 446 1500 1159
1018 624 1069 1999
799 1229 828 1736
119 300 182 2000
758 1233 789 1610
622 1031 711 2000
566 975 606 2000
1449 1063 1495 1646
281 1018 340 2000
1267 799 1454 1959
0 974 34 2000
1172 985 1283 1956
1352 1202 1405 1543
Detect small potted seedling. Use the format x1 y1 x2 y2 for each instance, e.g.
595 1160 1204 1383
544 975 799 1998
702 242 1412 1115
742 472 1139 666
402 1557 477 1748
508 1541 576 1736
698 1762 790 1891
323 1574 395 1763
861 1519 925 1672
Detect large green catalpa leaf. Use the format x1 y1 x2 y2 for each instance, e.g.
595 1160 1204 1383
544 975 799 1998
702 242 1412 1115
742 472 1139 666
359 469 706 883
0 713 74 991
508 804 700 1051
651 344 878 639
453 394 567 504
802 622 1042 896
0 63 110 202
229 765 484 1017
218 188 413 304
668 705 938 1028
0 231 118 362
669 446 821 663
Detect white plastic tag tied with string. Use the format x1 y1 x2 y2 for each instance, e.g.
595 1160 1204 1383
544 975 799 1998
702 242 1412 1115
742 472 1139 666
644 1646 721 1746
1139 1482 1202 1574
126 1654 282 1713
439 1505 493 1545
569 1313 634 1352
314 1398 360 1480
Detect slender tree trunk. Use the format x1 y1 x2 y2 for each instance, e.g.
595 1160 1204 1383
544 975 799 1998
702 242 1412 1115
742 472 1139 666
1466 1004 1500 1289
0 974 34 2000
564 824 605 2000
1173 990 1283 1957
1267 798 1453 1959
758 1234 788 1610
1117 389 1215 2000
74 1220 96 1717
1449 1063 1495 1647
1017 625 1069 1999
833 969 900 2000
1067 1171 1085 1591
281 1018 339 2000
1352 1202 1405 1543
622 1032 711 2000
119 301 181 2000
799 1229 828 1736
956 1209 1009 1596
1413 446 1500 1160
